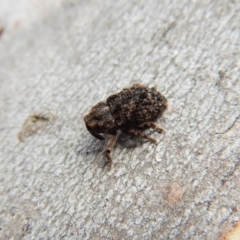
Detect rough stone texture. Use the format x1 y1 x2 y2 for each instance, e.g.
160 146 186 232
0 0 240 239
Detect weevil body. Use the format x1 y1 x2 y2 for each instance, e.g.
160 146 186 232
84 84 167 170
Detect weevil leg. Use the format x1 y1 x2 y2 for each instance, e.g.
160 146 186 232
104 133 119 171
137 122 165 134
123 129 157 145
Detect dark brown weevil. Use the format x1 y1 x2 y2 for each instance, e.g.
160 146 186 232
84 84 167 170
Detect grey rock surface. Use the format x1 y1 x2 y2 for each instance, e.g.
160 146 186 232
0 0 240 239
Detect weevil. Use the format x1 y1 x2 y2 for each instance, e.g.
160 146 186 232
84 84 167 170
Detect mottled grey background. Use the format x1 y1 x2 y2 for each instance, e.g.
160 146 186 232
0 0 240 239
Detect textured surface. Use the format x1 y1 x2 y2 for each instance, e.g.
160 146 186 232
0 0 240 239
